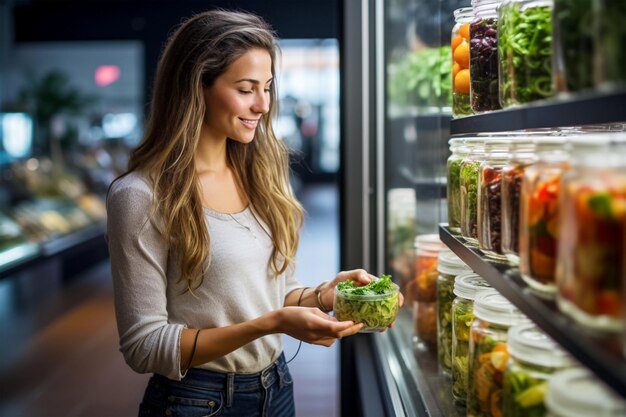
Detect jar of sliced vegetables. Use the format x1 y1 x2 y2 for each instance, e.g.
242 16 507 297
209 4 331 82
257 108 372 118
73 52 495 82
546 368 626 417
461 138 486 246
436 251 473 376
478 139 513 261
519 137 570 293
468 290 528 417
451 272 491 404
555 133 626 332
447 138 469 234
498 0 554 107
452 7 474 118
469 0 503 113
502 323 575 417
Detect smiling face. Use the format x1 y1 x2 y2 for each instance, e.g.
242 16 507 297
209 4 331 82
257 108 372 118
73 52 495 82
202 48 273 144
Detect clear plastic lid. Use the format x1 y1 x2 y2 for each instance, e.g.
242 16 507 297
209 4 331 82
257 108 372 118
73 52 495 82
473 290 528 326
546 368 626 417
507 323 574 368
453 272 491 300
437 251 472 276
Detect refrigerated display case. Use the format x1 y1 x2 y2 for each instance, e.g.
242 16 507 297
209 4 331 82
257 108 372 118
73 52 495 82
340 1 626 416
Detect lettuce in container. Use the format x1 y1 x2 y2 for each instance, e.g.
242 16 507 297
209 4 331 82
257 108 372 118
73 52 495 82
334 274 400 332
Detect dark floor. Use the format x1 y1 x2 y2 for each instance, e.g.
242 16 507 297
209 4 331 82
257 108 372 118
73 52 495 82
0 183 340 417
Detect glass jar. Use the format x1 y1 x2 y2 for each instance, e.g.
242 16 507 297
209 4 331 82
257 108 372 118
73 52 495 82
478 139 512 261
502 323 575 416
546 368 626 417
411 234 447 348
498 0 554 107
556 134 626 332
452 7 474 118
469 0 503 113
468 290 528 417
451 273 492 404
436 251 473 375
593 1 626 90
461 138 486 245
501 139 537 265
447 138 469 234
519 138 570 293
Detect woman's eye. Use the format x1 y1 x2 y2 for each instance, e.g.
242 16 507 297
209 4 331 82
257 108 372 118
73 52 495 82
239 90 253 94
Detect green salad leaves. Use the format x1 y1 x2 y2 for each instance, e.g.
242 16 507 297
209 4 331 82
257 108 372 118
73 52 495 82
334 274 399 332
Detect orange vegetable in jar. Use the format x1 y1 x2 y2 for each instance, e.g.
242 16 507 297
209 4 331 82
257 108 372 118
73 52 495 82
455 69 471 94
454 41 470 69
451 34 464 51
459 23 470 41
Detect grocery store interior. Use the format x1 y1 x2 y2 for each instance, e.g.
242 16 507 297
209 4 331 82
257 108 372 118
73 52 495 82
1 0 625 417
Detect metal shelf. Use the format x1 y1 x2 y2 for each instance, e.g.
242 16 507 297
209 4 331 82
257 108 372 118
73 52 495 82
450 90 626 135
439 225 626 400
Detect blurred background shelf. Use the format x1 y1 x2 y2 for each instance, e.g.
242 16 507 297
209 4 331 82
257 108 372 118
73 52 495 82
439 224 626 400
450 90 626 135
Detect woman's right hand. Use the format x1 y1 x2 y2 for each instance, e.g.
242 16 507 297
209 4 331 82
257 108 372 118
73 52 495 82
275 306 363 347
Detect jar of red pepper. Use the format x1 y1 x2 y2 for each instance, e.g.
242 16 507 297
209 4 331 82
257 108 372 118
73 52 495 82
556 133 626 332
519 137 570 293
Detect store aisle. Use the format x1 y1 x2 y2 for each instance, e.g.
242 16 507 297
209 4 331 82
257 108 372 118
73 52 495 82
0 183 340 417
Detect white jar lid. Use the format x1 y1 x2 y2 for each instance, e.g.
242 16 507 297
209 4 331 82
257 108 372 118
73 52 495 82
546 368 626 417
453 272 491 300
507 323 575 368
473 290 528 326
437 251 472 276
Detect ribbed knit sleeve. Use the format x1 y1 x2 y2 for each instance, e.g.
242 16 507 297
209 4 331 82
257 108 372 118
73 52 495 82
106 177 186 380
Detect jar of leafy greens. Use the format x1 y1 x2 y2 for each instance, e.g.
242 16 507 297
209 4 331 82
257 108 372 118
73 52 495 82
451 272 491 404
461 138 486 246
469 0 503 113
412 235 448 347
478 139 513 261
447 138 469 234
468 290 528 417
452 7 473 118
555 133 626 333
502 323 575 417
334 274 400 333
546 368 626 417
519 137 569 294
436 251 473 375
502 139 537 265
498 0 554 107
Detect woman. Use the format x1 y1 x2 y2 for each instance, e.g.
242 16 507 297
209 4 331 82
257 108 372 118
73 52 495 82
106 9 390 417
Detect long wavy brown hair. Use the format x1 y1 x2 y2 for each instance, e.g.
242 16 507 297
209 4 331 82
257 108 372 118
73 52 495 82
120 10 303 289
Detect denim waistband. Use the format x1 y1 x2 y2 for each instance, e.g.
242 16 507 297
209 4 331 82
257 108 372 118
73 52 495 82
155 352 289 399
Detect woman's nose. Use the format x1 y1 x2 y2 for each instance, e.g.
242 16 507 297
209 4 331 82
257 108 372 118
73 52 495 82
252 90 270 114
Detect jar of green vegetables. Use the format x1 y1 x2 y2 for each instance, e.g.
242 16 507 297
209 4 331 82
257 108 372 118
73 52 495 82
436 251 473 376
468 290 528 417
451 272 491 404
460 138 486 246
498 0 554 107
502 323 575 417
447 138 469 234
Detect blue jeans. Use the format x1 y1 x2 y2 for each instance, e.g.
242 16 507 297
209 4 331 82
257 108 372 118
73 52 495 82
138 352 295 417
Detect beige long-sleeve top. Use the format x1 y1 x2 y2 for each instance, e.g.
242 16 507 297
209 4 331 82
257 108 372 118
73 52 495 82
106 171 301 380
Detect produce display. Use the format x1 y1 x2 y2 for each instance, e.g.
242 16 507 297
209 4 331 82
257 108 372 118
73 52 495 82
478 165 505 257
452 18 472 117
556 179 625 331
468 335 509 417
553 0 594 92
498 1 554 107
436 273 455 373
388 46 453 111
334 274 400 332
461 160 481 244
447 152 464 233
0 212 27 252
470 17 501 112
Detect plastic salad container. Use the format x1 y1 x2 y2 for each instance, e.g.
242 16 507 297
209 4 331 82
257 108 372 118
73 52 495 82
334 274 400 333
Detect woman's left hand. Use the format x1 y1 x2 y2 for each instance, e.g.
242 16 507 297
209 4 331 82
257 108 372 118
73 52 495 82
319 269 405 329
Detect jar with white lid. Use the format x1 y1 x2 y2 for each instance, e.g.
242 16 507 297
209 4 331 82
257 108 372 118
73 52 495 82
436 251 473 375
451 273 492 404
411 234 448 349
555 133 626 332
546 368 626 417
502 323 575 416
468 290 528 417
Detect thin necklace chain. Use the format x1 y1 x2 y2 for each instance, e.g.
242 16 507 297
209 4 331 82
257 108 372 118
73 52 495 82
228 213 257 239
